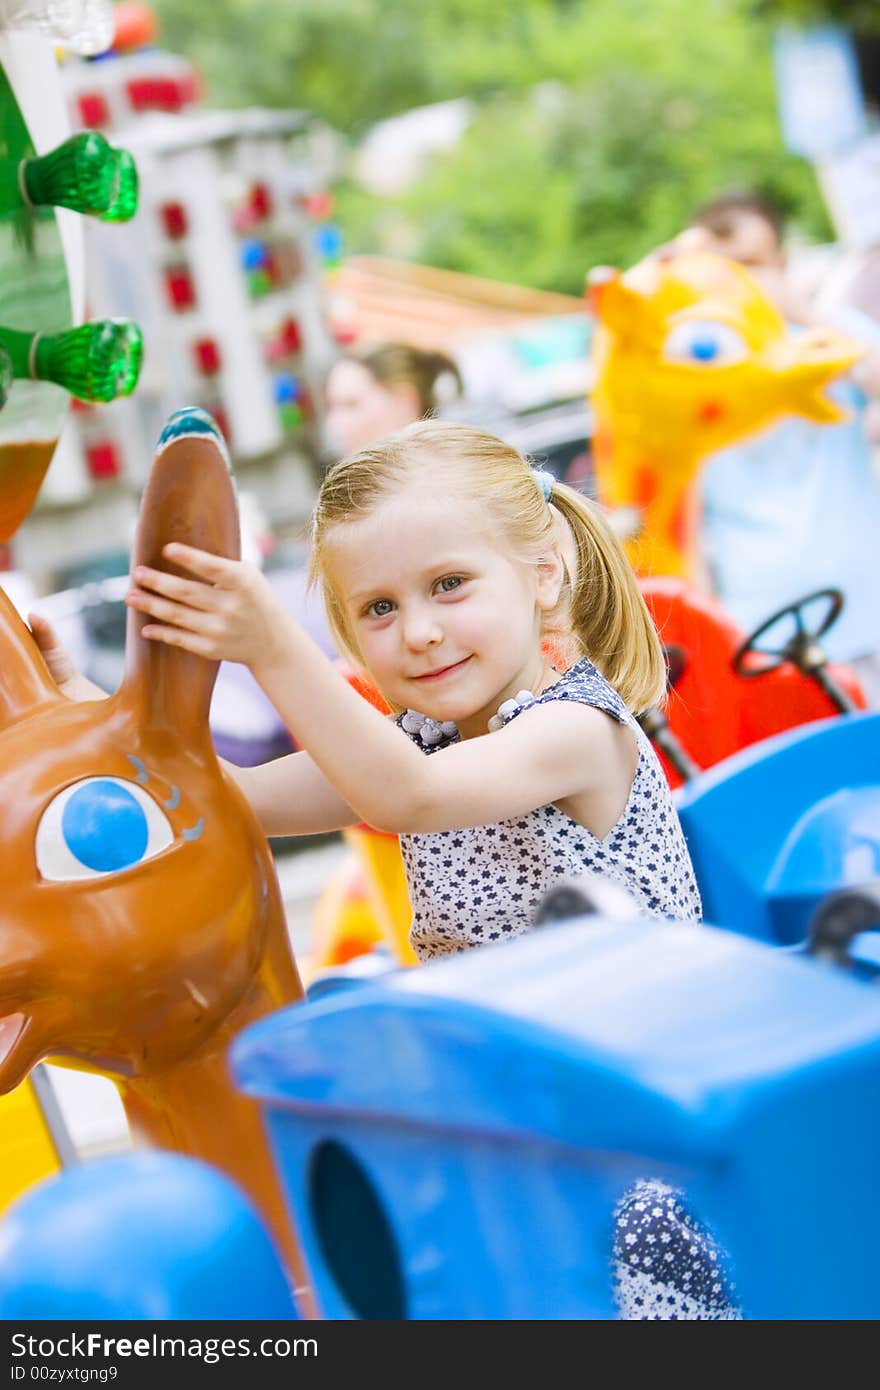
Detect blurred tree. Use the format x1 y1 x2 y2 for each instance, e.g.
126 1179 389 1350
345 79 827 293
152 0 833 290
743 2 880 30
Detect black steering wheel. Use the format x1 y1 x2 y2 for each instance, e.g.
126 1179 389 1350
733 588 843 679
731 587 861 715
807 882 880 972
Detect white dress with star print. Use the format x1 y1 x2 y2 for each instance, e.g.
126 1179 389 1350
396 656 702 962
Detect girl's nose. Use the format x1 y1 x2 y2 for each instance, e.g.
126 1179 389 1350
401 606 442 650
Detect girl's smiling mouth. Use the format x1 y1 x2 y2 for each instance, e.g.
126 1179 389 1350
412 656 473 682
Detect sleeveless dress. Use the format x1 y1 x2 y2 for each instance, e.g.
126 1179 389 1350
396 656 701 962
395 658 739 1319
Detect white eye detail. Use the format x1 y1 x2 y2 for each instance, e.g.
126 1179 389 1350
662 319 748 366
36 777 174 882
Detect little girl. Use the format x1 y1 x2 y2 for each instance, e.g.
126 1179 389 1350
33 414 736 1318
124 418 701 954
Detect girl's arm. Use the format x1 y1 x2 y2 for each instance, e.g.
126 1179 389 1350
255 645 620 834
30 611 359 837
231 752 359 837
128 545 630 835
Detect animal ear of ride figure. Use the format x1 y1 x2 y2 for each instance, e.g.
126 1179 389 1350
0 406 312 1301
589 250 862 580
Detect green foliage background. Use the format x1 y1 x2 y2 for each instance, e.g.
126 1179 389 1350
747 0 879 30
152 0 839 292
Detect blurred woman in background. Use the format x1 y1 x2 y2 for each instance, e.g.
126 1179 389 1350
324 341 463 457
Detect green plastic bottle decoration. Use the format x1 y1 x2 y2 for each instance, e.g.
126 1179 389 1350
100 149 139 223
0 320 143 402
0 131 139 221
21 131 117 215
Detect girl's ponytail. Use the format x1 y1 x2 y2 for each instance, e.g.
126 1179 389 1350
548 483 667 713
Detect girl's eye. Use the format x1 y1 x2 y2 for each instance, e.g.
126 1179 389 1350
36 777 174 882
662 319 748 366
367 599 394 618
436 576 462 593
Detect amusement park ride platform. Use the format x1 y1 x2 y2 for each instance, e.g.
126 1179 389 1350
328 253 586 350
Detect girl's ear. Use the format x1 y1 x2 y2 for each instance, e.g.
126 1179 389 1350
119 410 240 749
535 545 566 614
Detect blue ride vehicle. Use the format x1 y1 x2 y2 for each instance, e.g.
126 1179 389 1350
677 710 880 962
2 905 880 1321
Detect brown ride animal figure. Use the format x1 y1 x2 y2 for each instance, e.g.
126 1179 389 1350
0 409 310 1306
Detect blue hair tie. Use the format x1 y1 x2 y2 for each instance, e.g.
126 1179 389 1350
532 468 554 502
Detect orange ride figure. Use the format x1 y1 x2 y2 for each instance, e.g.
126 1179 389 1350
589 251 863 579
0 410 311 1306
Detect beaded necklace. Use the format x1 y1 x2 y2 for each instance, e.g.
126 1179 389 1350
400 680 557 747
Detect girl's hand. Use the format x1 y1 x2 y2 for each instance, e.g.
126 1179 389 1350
125 543 290 673
28 612 105 701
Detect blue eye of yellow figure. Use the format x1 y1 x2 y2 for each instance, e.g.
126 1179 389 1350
663 319 748 367
36 777 174 882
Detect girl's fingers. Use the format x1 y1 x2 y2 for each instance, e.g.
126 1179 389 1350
160 543 241 585
129 565 223 612
126 588 221 635
28 612 75 684
140 623 218 658
28 611 59 646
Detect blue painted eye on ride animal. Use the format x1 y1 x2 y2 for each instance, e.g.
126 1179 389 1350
35 778 174 882
662 319 748 367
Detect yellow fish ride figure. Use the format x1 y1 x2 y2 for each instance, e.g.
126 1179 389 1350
589 251 864 579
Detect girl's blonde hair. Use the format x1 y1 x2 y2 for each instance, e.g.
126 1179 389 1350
310 420 666 713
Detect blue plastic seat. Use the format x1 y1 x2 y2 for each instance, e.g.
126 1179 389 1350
676 711 880 944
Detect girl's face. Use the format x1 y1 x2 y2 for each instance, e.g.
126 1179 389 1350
324 361 420 457
324 484 563 738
